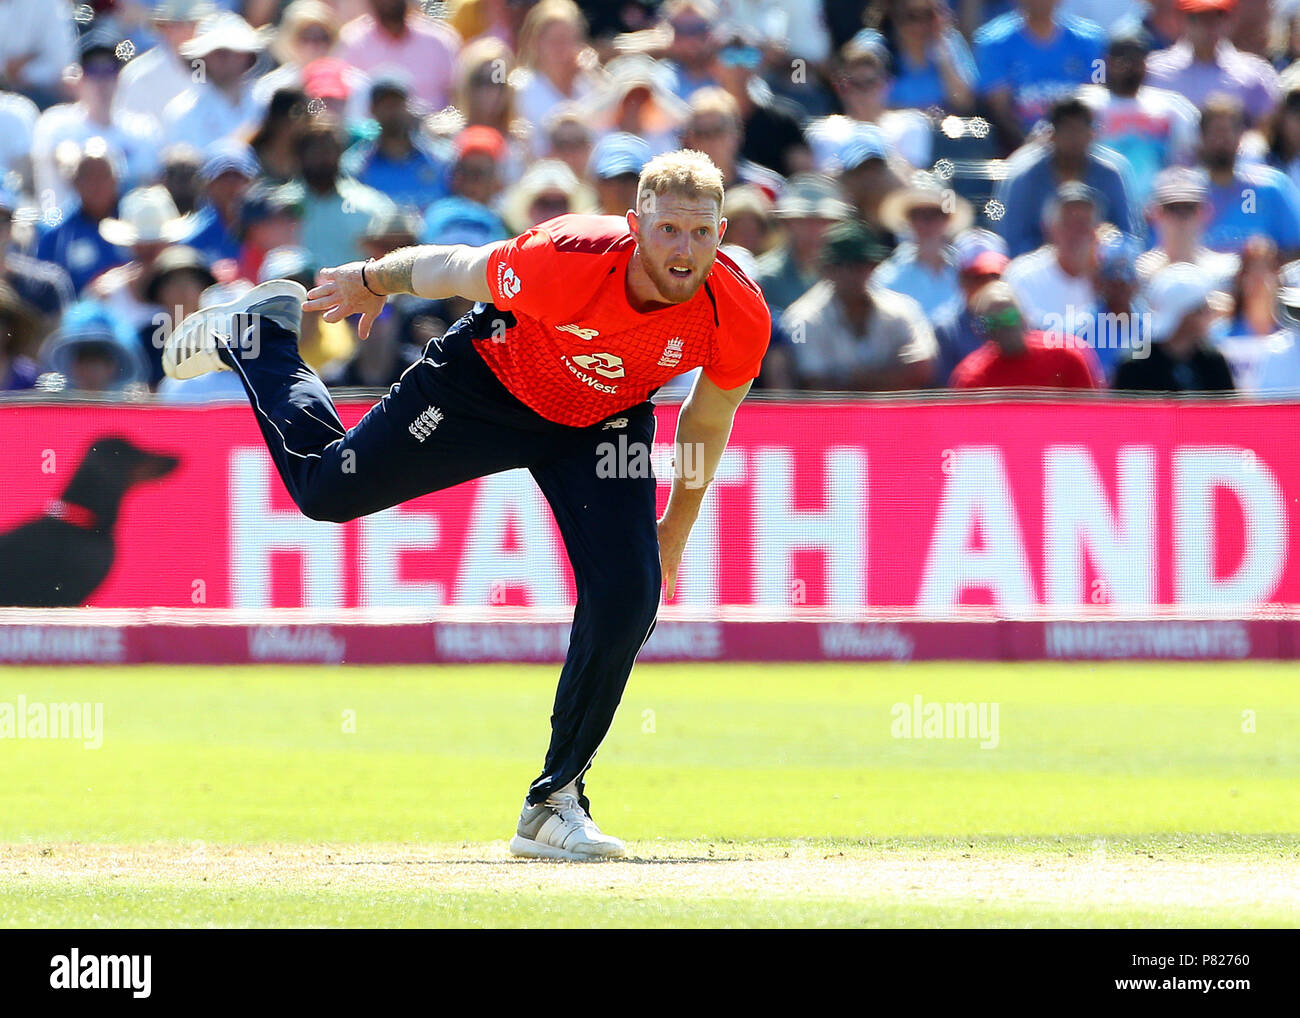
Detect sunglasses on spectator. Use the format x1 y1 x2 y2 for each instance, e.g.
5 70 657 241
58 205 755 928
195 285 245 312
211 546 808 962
720 46 761 70
1161 201 1201 217
977 306 1022 331
907 204 948 221
297 28 332 45
900 7 939 23
83 61 120 78
673 20 710 37
842 74 883 92
532 193 570 212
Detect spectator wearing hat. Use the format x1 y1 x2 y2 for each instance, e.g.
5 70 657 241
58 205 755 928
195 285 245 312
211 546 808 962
587 55 689 159
32 29 164 213
680 87 784 202
950 281 1102 389
180 140 259 265
974 0 1107 148
248 87 310 185
511 1 601 156
114 0 215 128
995 95 1139 258
721 186 773 257
1077 25 1200 207
1210 234 1281 391
254 1 374 127
35 140 130 295
0 0 77 109
713 28 811 178
90 186 197 334
236 180 305 283
135 245 217 387
1146 0 1279 125
500 158 595 235
1138 166 1240 289
339 0 461 115
780 220 938 391
835 126 905 246
585 132 648 216
1198 94 1300 258
0 188 74 328
874 171 973 322
1086 231 1151 381
295 114 395 268
1252 263 1300 394
300 57 358 123
658 1 723 102
421 125 509 246
162 12 267 151
0 280 40 390
756 173 852 313
1003 181 1102 335
879 1 977 113
342 74 449 214
806 36 930 173
933 229 1011 383
37 301 151 393
1113 262 1235 391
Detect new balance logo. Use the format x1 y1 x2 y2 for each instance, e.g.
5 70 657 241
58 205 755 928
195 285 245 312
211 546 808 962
408 405 444 442
556 323 599 341
571 352 625 379
657 336 684 368
602 417 628 430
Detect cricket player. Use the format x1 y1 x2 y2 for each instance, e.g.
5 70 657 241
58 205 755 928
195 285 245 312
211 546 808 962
162 150 771 860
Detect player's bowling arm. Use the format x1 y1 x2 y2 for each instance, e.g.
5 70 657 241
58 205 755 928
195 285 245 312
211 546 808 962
406 244 497 303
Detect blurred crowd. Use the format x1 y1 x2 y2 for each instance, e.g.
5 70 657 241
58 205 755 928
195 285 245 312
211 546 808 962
5 0 1300 397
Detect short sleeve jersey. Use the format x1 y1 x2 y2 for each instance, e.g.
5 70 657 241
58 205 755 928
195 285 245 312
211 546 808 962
481 214 771 427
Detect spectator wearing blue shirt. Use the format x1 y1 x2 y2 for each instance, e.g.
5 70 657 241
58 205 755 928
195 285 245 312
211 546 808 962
877 2 977 112
421 126 509 247
659 1 722 102
974 0 1106 148
35 141 129 294
181 140 259 265
342 75 449 216
994 95 1139 257
1 187 74 328
873 170 974 322
1198 94 1300 259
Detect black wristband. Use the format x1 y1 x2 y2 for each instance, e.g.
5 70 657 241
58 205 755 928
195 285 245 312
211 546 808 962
361 260 383 297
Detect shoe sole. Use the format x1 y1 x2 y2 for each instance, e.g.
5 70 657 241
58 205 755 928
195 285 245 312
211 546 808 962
508 834 626 862
164 279 309 380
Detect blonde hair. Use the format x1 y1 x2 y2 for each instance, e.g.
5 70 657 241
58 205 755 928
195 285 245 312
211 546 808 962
517 0 588 70
686 86 740 128
455 37 517 131
636 149 725 217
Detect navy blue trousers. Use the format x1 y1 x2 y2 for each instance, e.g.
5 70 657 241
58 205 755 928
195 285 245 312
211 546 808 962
221 306 661 813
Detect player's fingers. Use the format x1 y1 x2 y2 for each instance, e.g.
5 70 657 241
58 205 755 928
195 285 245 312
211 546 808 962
322 304 344 323
357 311 374 340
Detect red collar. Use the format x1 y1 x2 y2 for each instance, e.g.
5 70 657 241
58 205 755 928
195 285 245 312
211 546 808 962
46 500 99 529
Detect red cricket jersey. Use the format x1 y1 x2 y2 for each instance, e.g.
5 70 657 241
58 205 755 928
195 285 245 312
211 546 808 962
480 214 771 427
950 331 1102 390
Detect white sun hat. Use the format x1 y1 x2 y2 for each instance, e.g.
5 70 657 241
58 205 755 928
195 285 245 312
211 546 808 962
1148 262 1214 341
180 12 267 60
98 186 194 247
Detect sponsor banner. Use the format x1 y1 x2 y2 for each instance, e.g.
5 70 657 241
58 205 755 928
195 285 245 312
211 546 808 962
3 398 1300 613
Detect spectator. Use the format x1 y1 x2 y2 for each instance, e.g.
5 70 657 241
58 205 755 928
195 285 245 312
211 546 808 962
512 0 600 153
163 12 266 150
994 95 1139 258
0 187 74 328
933 229 1011 383
1090 232 1150 380
807 34 931 171
32 28 163 213
1145 0 1279 125
780 220 938 390
1137 166 1240 290
680 87 784 201
1114 263 1235 391
248 88 309 185
500 158 594 234
874 170 974 322
254 1 372 126
1212 234 1280 391
880 1 977 112
447 0 516 48
714 0 832 67
756 172 853 313
91 186 196 335
544 108 594 182
1198 94 1300 257
586 132 650 216
720 185 773 256
713 28 810 177
181 140 259 265
950 281 1102 388
1077 24 1200 206
835 126 905 245
35 140 129 294
37 302 151 393
974 0 1106 148
114 0 213 127
0 89 39 192
1253 266 1300 393
659 1 722 101
236 180 305 284
1265 82 1300 190
0 280 40 390
295 115 395 268
0 0 78 109
137 244 216 386
342 74 449 213
339 0 461 115
300 57 358 122
453 37 529 183
1003 181 1100 334
421 125 509 245
159 144 204 216
588 55 688 157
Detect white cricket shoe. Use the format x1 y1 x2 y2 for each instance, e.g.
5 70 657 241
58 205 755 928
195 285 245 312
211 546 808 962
162 279 307 380
509 786 627 861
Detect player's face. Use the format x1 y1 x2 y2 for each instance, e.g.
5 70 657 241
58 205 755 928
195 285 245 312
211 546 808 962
630 194 727 304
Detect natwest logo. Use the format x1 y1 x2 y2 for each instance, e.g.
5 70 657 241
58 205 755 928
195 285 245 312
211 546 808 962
571 352 625 379
497 264 522 299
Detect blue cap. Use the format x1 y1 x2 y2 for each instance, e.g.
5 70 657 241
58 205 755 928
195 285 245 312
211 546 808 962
839 124 889 171
200 139 259 183
587 132 651 180
1097 232 1140 282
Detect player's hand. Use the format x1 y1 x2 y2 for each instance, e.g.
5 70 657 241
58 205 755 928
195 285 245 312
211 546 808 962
657 513 690 599
304 263 386 340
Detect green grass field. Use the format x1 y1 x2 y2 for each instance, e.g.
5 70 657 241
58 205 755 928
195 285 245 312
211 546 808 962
1 662 1297 928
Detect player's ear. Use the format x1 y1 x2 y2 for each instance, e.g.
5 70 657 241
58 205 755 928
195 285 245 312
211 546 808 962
626 209 639 236
717 216 728 243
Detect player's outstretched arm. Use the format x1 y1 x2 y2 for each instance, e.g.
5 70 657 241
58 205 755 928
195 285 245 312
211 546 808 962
657 373 752 597
303 243 499 339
